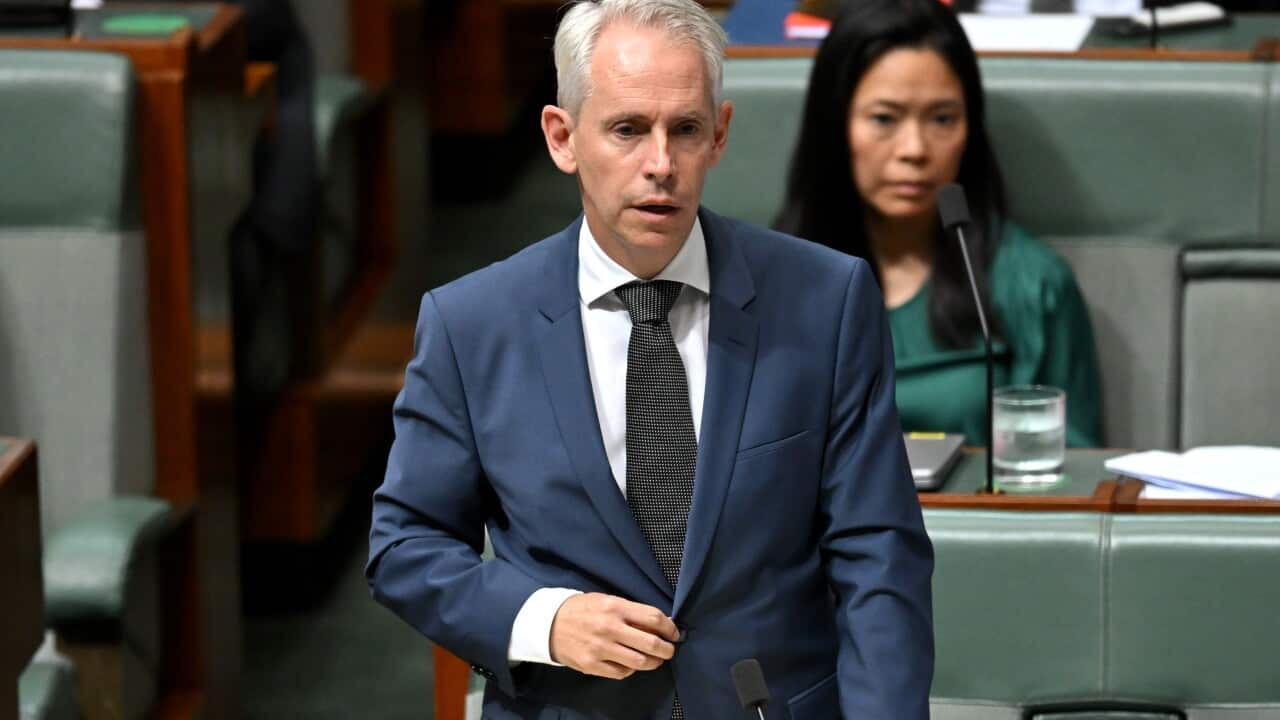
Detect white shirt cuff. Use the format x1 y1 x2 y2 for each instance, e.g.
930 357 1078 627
508 587 582 665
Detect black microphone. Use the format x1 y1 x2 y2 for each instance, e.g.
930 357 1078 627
730 658 769 719
1145 0 1162 50
937 183 995 495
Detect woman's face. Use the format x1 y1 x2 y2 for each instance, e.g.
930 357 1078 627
847 47 968 222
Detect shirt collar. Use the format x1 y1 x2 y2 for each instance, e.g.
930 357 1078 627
578 215 710 307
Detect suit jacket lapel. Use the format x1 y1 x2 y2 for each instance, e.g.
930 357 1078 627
534 217 672 598
675 209 758 614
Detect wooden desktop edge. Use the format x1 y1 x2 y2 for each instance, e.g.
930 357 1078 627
727 41 1280 62
919 474 1280 514
1113 477 1280 514
0 437 34 487
919 478 1120 511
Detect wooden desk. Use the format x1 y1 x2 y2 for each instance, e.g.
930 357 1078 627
922 449 1280 514
723 0 1280 61
0 439 41 720
0 7 252 716
920 448 1125 511
1114 477 1280 513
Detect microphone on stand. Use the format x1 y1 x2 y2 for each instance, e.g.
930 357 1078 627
1146 0 1163 49
730 659 770 719
937 184 996 495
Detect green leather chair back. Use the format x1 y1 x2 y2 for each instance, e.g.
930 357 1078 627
982 60 1270 244
1266 67 1280 242
1178 248 1280 448
926 510 1107 719
925 509 1280 719
0 49 155 535
709 57 1280 451
980 59 1273 451
1108 514 1280 717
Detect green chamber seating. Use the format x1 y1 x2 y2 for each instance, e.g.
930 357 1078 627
926 510 1280 719
1179 248 1280 447
707 57 1280 451
0 49 172 720
190 68 383 377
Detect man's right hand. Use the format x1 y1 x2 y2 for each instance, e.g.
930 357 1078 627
548 593 679 679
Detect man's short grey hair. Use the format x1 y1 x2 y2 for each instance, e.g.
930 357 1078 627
554 0 729 117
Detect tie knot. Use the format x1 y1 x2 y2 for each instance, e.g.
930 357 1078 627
615 280 683 325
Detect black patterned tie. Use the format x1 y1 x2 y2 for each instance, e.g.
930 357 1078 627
614 280 696 720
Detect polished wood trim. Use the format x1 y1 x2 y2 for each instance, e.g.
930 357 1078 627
0 439 42 720
244 62 276 118
350 0 394 89
140 73 201 507
1113 477 1280 514
727 45 1273 62
434 646 471 720
920 479 1119 512
1252 36 1280 61
153 690 204 720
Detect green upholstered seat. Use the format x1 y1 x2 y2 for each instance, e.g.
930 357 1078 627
924 510 1280 719
709 57 1280 451
191 70 382 378
0 48 172 719
314 73 377 318
1179 248 1280 448
18 658 78 720
1108 515 1280 714
926 510 1104 719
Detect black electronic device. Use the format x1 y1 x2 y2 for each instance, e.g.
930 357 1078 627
730 658 770 719
937 183 995 495
1094 2 1230 45
905 432 966 491
0 0 71 30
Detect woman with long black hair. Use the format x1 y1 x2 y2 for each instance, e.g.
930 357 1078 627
776 0 1102 446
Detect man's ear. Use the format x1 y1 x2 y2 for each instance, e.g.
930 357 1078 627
541 105 578 175
708 99 733 168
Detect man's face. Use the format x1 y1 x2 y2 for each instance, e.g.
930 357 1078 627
543 22 732 277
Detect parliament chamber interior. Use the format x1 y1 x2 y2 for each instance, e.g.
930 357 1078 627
1 0 1278 718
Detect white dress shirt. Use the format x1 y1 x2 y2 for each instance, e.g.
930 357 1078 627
506 218 711 665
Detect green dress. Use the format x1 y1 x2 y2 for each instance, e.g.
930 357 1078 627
889 223 1103 447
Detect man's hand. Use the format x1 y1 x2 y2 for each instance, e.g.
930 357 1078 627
549 593 679 679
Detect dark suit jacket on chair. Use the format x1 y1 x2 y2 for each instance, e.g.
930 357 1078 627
367 208 934 719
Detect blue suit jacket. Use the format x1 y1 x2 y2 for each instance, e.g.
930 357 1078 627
367 209 934 719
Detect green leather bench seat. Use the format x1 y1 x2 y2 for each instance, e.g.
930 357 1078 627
707 57 1280 451
18 659 78 720
925 510 1280 719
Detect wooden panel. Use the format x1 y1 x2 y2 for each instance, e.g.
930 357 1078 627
434 646 470 720
350 0 395 88
0 440 41 720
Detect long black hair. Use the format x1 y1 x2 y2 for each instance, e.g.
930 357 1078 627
775 0 1006 350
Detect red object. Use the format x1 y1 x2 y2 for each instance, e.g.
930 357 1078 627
783 11 832 39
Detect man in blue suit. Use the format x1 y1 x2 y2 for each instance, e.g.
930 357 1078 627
367 1 933 717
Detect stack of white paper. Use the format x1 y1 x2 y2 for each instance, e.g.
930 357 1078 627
958 14 1094 52
1104 446 1280 500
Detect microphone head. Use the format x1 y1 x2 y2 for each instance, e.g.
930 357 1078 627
937 183 971 229
730 658 770 711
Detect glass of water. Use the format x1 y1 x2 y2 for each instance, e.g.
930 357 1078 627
993 385 1066 483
